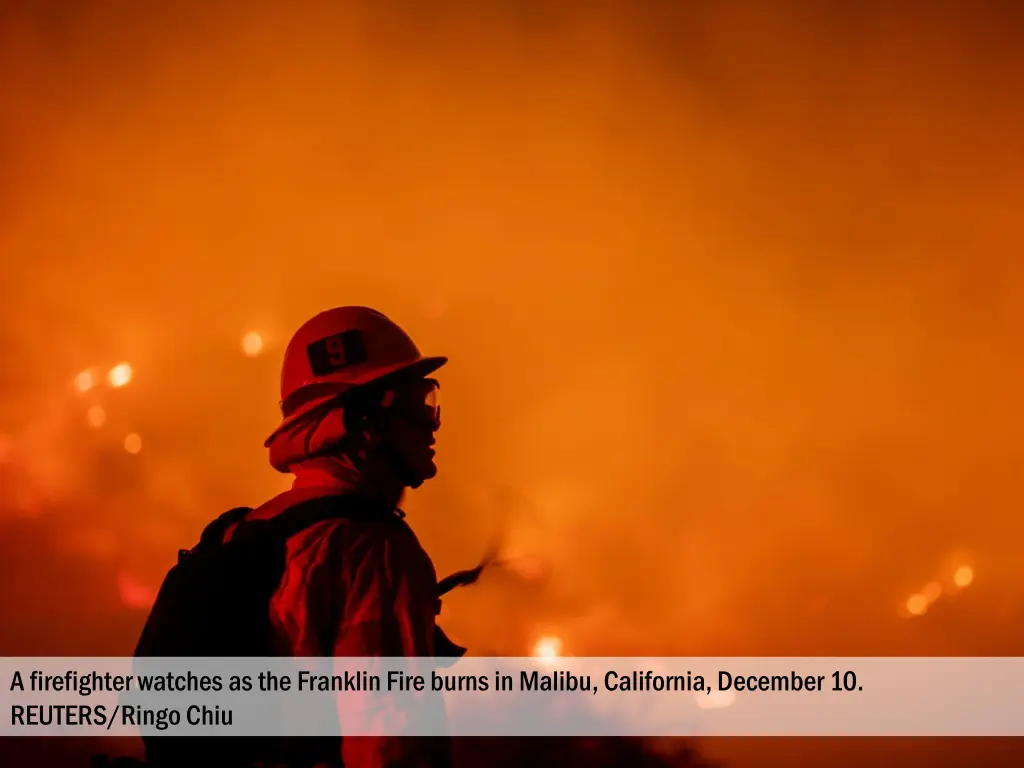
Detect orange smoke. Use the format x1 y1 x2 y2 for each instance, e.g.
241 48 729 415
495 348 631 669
1 3 1023 767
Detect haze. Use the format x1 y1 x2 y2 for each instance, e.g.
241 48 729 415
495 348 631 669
1 2 1022 765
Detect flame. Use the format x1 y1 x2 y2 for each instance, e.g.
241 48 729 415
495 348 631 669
74 370 97 393
906 594 929 616
954 565 974 588
107 363 133 388
533 636 562 664
86 406 106 428
241 331 264 357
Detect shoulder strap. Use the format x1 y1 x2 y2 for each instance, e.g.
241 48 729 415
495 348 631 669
191 495 403 555
259 493 403 542
183 506 254 560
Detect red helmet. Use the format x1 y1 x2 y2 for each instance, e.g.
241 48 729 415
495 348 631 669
264 306 446 446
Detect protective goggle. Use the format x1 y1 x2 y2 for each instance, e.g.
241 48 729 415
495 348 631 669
382 377 441 430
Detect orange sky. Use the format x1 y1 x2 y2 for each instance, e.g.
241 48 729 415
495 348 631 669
1 2 1023 765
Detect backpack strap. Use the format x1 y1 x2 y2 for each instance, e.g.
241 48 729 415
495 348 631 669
178 506 254 563
232 493 404 545
234 493 408 661
201 506 253 542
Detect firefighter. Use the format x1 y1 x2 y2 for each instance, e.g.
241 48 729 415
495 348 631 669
243 305 452 768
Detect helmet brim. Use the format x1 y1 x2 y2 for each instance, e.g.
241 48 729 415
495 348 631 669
263 355 447 447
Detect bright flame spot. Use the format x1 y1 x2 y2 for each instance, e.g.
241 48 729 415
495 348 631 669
954 566 974 587
87 406 106 428
108 363 133 388
696 688 736 709
922 581 943 603
241 331 264 357
74 370 96 392
533 636 562 664
117 572 158 609
124 433 143 454
906 594 929 616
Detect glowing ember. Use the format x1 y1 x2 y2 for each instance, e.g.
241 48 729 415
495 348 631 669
86 405 106 428
241 330 264 357
74 369 97 392
533 636 562 663
107 363 133 387
906 593 929 616
954 565 974 587
117 571 158 609
124 433 143 454
922 581 943 603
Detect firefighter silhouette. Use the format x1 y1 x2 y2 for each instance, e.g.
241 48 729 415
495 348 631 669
248 306 456 768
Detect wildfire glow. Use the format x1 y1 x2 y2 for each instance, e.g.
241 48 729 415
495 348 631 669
117 572 158 610
107 363 133 388
86 406 106 428
906 594 929 616
922 581 943 603
954 566 974 588
124 433 143 454
533 636 562 664
74 369 97 392
241 331 264 357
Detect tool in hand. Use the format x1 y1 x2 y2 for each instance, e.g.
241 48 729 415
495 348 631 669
436 528 502 597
